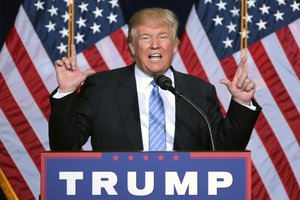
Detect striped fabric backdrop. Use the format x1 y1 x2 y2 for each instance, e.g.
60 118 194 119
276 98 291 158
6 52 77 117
0 0 299 199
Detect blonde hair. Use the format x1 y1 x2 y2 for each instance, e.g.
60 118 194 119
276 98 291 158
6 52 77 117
127 8 179 44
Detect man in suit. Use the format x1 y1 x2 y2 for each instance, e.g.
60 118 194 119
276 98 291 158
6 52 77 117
49 8 261 151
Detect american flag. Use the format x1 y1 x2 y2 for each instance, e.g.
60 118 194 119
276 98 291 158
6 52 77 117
0 0 299 199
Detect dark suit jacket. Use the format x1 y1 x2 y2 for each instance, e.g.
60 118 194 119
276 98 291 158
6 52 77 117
49 65 261 151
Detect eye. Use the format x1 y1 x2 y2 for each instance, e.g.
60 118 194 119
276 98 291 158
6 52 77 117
159 34 168 40
140 35 151 41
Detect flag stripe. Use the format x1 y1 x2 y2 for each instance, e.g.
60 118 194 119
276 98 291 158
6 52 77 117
109 27 133 65
6 26 51 120
262 33 300 112
0 74 45 171
249 42 300 145
251 162 271 200
255 112 299 200
0 45 49 150
0 108 40 198
95 36 126 69
247 130 289 200
223 52 299 198
178 30 208 81
82 45 110 72
15 6 57 93
0 140 35 200
276 27 300 79
234 51 300 183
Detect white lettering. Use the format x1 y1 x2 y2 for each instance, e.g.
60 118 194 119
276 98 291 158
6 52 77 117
208 171 233 195
165 171 198 195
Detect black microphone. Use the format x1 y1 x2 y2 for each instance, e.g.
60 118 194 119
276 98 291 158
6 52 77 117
154 74 216 151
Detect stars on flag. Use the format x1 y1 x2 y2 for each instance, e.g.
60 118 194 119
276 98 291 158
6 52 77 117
201 0 300 52
30 0 122 58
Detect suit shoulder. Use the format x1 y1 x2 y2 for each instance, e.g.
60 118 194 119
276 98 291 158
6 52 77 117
175 71 214 89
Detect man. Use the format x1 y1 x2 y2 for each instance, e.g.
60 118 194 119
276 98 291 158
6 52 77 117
49 8 261 151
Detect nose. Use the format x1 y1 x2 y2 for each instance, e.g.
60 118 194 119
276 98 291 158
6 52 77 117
150 38 159 49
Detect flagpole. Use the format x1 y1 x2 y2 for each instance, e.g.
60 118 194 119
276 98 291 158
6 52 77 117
240 0 248 71
68 0 74 58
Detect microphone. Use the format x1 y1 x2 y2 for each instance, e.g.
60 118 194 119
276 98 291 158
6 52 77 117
154 74 216 151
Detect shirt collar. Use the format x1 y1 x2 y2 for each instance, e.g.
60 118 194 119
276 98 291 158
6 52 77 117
134 65 174 90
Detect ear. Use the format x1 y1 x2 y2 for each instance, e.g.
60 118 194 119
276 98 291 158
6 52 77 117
173 38 180 54
128 42 135 56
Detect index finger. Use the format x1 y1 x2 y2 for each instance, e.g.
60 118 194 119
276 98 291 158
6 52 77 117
233 56 247 81
70 44 77 65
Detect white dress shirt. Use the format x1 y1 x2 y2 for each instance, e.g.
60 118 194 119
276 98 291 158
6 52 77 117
135 66 176 151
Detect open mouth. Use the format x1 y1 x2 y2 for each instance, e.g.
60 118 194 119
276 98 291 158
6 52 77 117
148 53 162 61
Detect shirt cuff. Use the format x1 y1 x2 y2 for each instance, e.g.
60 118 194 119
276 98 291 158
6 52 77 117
240 100 257 111
52 89 74 99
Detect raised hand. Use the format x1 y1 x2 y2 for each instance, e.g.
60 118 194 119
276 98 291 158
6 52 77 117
54 44 96 93
219 56 256 105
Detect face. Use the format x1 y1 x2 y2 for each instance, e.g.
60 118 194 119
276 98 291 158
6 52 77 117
128 20 178 76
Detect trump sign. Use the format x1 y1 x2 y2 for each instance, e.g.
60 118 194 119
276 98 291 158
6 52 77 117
41 152 251 199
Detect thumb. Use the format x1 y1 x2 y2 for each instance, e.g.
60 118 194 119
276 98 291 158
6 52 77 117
219 78 231 89
83 68 96 77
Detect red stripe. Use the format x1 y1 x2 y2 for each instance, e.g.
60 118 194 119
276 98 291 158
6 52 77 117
178 30 208 81
0 140 35 200
249 42 300 145
255 113 300 200
221 54 300 199
251 162 271 200
220 56 238 80
5 26 50 120
179 29 226 115
276 26 300 79
82 45 110 72
109 28 133 66
0 74 44 171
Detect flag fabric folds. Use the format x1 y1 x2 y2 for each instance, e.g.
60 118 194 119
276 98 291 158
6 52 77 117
0 0 299 199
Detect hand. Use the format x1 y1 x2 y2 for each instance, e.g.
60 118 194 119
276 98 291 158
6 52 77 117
54 44 96 93
219 56 256 105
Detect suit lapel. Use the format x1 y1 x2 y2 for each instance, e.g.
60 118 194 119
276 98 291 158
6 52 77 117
172 70 194 150
115 66 143 150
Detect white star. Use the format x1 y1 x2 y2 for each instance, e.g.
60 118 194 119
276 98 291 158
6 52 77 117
259 4 270 15
291 1 300 12
240 29 250 38
45 21 56 32
78 2 89 13
274 10 284 21
204 0 212 4
226 22 237 33
90 23 101 34
230 6 240 17
57 42 67 54
256 19 267 30
247 0 256 8
216 0 227 11
107 12 118 24
243 14 253 23
76 17 87 28
34 0 45 10
48 5 58 16
61 11 69 23
276 0 286 5
64 0 71 6
93 7 103 18
222 37 233 48
59 27 69 38
75 32 85 44
109 0 119 8
212 15 223 26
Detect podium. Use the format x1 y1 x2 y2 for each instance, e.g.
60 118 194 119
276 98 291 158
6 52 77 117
41 152 251 199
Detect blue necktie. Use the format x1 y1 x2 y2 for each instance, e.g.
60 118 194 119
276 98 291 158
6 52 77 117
149 81 166 151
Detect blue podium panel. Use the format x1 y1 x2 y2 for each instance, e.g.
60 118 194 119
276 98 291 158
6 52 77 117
41 152 251 200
